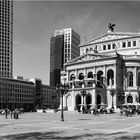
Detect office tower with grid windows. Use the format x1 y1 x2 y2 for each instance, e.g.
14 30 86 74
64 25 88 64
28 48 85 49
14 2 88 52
0 0 13 78
50 28 80 87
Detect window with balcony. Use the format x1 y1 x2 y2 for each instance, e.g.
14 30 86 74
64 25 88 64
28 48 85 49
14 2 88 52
70 74 75 81
138 72 140 86
79 73 84 80
107 69 114 86
127 71 133 87
97 71 103 87
127 95 133 103
87 72 93 78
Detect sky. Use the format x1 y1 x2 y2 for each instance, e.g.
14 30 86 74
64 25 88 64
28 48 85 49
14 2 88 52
13 1 140 85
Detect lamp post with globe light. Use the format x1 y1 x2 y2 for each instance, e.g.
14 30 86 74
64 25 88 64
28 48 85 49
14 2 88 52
56 83 69 121
81 89 86 105
110 89 116 109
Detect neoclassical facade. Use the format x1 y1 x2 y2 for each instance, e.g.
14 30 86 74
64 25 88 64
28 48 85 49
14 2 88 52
61 29 140 111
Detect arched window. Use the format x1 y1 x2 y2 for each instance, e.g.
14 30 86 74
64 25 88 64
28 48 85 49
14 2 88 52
107 69 114 86
127 72 133 87
76 94 81 106
138 72 140 87
97 71 103 87
127 95 133 103
75 94 81 110
97 95 101 109
87 72 93 78
79 73 84 80
86 94 92 105
70 74 75 81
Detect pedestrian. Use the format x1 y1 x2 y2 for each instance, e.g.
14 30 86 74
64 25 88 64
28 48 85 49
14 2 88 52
5 108 8 119
82 105 85 114
77 107 81 114
120 108 123 116
10 110 13 119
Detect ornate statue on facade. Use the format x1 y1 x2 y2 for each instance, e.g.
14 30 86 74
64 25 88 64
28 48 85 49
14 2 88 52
108 23 116 32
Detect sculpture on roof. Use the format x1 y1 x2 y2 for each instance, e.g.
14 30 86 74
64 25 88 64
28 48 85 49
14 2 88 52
108 23 116 32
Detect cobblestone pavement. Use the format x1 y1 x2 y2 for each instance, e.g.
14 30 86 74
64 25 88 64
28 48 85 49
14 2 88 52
0 111 140 139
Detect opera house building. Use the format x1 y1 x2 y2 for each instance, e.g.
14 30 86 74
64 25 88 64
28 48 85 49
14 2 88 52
61 28 140 111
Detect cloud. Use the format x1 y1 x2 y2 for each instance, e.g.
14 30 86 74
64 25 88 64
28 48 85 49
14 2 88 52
75 12 91 27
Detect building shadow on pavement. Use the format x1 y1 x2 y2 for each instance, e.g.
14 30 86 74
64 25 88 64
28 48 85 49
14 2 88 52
1 131 140 140
0 132 104 140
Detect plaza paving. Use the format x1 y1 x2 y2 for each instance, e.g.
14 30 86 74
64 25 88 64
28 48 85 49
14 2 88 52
0 111 140 139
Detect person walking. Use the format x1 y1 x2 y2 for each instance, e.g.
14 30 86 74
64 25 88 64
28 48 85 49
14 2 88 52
10 110 13 119
77 107 81 114
5 108 8 119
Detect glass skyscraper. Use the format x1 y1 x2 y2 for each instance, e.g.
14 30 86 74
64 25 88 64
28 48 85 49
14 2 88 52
0 0 13 78
50 28 80 87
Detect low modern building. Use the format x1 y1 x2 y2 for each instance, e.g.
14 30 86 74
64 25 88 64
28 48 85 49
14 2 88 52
0 77 34 111
42 85 59 109
61 26 140 111
0 77 59 111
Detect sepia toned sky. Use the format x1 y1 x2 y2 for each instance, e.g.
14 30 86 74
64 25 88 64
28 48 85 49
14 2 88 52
13 1 140 85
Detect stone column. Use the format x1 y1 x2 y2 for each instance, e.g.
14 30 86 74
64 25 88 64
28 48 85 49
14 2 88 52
63 95 67 109
134 67 137 88
81 94 84 105
75 69 78 79
93 67 96 75
92 86 96 106
113 66 116 88
84 95 86 106
67 70 69 83
71 90 75 111
103 66 107 87
84 68 87 78
125 75 128 89
123 69 126 90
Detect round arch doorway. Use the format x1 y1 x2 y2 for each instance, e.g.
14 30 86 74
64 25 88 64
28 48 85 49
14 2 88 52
97 95 101 109
86 94 92 109
75 94 81 110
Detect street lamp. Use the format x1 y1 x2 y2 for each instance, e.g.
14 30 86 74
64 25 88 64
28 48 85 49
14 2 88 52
110 89 116 109
80 90 86 114
81 90 86 105
56 83 69 121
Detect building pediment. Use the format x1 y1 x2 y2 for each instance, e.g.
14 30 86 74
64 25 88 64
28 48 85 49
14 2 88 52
87 32 140 44
66 53 112 65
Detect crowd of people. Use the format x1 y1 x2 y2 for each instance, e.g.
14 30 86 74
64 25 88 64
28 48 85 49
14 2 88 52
77 105 115 115
76 104 140 117
0 108 23 119
120 105 140 117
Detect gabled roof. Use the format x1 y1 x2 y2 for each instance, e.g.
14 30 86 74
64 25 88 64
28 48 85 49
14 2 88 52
65 52 120 66
80 32 140 46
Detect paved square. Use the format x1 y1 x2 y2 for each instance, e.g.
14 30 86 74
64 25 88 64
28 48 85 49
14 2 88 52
0 111 140 139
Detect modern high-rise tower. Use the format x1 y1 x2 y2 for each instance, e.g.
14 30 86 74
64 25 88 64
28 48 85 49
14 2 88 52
50 28 80 87
0 0 13 78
